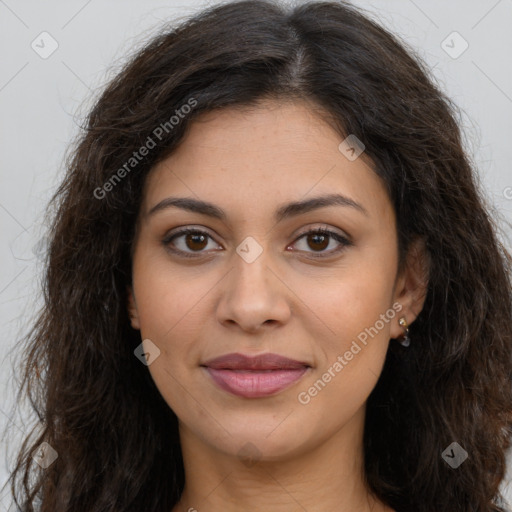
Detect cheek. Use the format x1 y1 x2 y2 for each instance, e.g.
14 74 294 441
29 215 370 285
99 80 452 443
340 277 393 334
296 274 395 430
306 257 396 349
132 253 214 339
131 251 216 381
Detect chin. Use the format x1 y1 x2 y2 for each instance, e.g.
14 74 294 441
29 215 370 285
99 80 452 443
196 416 315 463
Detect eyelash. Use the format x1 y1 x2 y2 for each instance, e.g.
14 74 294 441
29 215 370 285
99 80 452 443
162 226 352 259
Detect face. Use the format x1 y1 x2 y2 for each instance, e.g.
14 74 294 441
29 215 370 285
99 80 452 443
128 99 426 461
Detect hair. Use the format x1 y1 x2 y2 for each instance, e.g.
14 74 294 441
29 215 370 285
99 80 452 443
4 0 512 511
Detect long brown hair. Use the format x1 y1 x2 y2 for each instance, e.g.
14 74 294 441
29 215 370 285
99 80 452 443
5 1 512 511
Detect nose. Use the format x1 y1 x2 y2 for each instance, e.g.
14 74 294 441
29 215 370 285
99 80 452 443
215 245 292 333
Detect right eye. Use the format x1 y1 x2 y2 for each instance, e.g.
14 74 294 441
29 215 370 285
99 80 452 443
162 228 223 258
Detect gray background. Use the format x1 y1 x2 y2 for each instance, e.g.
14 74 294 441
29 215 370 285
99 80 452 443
1 0 511 510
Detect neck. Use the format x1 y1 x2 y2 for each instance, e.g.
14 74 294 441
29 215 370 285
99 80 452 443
172 406 393 512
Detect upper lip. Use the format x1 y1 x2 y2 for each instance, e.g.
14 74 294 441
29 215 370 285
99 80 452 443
202 352 310 370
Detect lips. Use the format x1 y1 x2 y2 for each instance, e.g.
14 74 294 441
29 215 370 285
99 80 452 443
203 352 310 371
201 353 310 398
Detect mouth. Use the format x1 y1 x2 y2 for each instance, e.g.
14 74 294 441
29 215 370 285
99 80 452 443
201 352 311 398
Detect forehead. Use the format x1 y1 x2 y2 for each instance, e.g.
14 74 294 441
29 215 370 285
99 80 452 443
141 100 393 225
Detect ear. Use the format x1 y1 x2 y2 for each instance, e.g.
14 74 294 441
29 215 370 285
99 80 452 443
390 236 430 339
127 285 141 330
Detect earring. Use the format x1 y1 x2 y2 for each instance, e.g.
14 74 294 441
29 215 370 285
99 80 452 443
398 317 410 347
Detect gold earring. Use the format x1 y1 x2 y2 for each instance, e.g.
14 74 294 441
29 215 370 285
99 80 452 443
398 316 410 347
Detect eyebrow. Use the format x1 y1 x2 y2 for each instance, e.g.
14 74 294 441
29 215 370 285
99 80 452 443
147 193 368 222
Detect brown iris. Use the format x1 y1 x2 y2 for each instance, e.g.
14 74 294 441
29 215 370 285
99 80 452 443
185 232 208 251
306 233 329 251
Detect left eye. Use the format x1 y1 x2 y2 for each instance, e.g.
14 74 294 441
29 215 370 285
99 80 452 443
291 228 351 257
163 227 351 258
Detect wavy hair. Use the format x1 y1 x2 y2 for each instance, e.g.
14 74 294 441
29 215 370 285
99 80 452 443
5 1 512 511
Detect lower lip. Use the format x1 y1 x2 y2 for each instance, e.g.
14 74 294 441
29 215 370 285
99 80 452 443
204 367 309 398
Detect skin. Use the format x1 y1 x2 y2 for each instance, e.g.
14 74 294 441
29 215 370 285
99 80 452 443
127 99 429 512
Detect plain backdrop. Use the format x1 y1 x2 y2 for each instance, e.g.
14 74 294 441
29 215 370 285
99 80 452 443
1 0 511 510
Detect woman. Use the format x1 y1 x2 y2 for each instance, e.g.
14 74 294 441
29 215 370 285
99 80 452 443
6 1 512 511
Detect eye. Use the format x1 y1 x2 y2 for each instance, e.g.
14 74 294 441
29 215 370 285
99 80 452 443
162 228 222 258
290 227 352 258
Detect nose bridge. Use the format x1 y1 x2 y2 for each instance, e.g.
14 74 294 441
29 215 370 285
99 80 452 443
231 238 275 302
216 236 291 330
